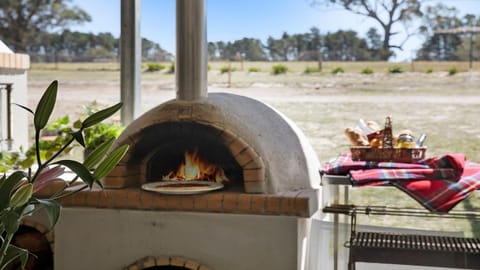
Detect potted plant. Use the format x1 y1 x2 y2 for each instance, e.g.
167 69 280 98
0 80 129 269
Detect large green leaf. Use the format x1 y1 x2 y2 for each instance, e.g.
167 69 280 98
0 171 27 209
34 80 58 131
93 145 129 180
53 160 95 188
83 137 115 170
81 102 122 129
3 211 20 234
35 199 61 229
3 244 28 270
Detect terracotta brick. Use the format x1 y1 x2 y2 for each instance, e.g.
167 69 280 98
113 190 128 208
126 189 141 209
207 193 224 212
228 137 248 156
59 195 73 207
142 256 156 268
234 147 256 167
193 195 208 211
85 191 100 207
155 256 170 266
280 195 297 216
71 191 87 206
166 196 183 210
21 219 35 228
103 176 133 188
243 167 265 182
185 260 200 269
295 196 309 217
180 196 194 210
219 129 237 144
243 155 264 169
108 165 140 177
139 191 154 210
127 264 140 270
222 193 237 212
237 194 251 212
250 195 266 214
170 257 185 267
45 231 54 243
296 190 319 217
265 196 281 214
99 190 115 208
244 181 266 194
152 195 168 210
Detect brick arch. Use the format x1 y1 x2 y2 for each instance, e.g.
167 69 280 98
106 122 266 193
20 219 54 254
215 125 266 193
124 256 211 270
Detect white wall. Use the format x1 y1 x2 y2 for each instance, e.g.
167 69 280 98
55 208 307 270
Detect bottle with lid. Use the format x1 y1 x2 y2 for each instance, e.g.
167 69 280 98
396 134 417 148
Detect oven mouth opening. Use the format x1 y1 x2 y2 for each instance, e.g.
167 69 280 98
135 122 243 190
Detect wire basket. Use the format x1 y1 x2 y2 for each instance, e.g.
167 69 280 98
350 117 427 163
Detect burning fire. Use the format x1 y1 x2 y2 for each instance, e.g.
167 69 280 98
162 148 228 183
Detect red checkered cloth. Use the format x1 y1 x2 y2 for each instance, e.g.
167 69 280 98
321 153 480 213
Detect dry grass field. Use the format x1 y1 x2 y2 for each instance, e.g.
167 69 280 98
28 61 480 236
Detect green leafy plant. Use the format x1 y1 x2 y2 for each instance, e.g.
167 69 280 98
0 81 129 269
272 64 288 75
248 67 260 73
388 65 403 74
360 67 374 75
220 66 236 74
448 66 458 76
425 67 433 74
145 63 165 72
331 66 344 74
79 102 124 155
304 66 320 74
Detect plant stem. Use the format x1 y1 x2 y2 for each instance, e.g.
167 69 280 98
51 184 88 201
0 232 14 268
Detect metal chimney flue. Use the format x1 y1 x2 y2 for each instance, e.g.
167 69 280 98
176 0 208 101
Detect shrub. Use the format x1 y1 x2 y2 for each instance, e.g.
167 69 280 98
448 66 458 76
146 63 165 72
331 66 344 74
304 66 320 74
248 67 260 73
220 66 236 74
388 65 403 74
168 62 175 74
272 64 288 75
425 68 433 74
360 67 374 75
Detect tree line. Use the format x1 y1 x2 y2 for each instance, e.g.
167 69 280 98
0 0 478 63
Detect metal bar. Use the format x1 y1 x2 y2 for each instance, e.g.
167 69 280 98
6 84 12 150
176 0 208 101
120 0 142 126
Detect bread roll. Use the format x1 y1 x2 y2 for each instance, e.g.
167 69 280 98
345 127 369 146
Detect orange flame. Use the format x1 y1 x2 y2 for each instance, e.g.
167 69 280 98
162 148 228 183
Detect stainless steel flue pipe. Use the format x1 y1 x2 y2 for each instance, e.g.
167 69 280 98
176 0 208 100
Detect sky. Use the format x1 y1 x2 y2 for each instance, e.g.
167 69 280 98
70 0 480 62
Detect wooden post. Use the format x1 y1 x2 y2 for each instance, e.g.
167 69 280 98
120 0 142 126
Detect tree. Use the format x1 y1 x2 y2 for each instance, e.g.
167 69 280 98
416 4 462 60
310 0 423 60
0 0 91 53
